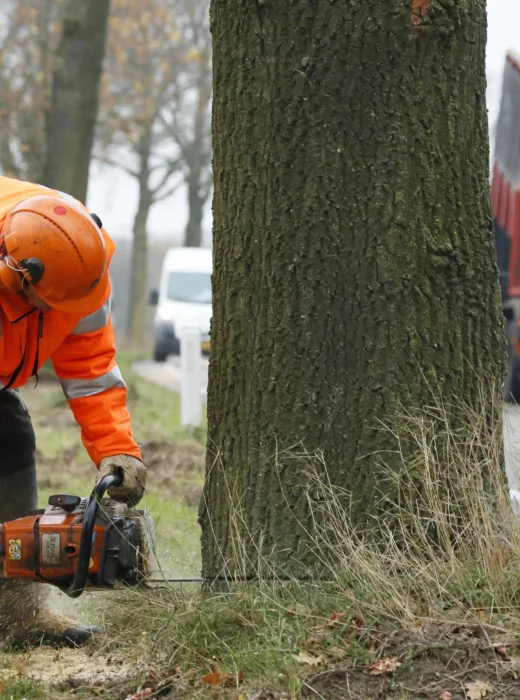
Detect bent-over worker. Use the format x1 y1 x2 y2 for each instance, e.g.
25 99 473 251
0 176 147 646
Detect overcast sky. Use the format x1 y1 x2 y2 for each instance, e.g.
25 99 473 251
87 3 520 244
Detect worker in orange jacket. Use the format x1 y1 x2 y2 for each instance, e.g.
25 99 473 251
0 176 147 647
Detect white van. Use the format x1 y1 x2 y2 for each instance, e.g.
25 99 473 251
150 247 212 362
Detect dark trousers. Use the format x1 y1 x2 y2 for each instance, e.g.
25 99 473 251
0 390 38 521
0 390 44 639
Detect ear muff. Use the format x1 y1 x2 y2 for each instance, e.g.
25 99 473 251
0 254 45 294
19 258 45 285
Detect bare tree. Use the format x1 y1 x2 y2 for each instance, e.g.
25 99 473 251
0 0 60 180
163 0 212 247
42 0 111 201
96 0 184 344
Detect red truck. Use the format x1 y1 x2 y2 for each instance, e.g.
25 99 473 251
492 52 520 401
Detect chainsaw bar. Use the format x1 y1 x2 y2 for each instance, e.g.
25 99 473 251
146 577 204 583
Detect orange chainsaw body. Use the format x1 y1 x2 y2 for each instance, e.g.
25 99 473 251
0 486 155 596
1 511 106 582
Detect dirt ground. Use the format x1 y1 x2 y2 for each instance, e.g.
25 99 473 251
302 624 520 700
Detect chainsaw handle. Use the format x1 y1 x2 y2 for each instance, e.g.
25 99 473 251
66 473 123 598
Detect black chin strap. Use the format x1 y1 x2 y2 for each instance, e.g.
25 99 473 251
1 308 43 392
31 311 44 385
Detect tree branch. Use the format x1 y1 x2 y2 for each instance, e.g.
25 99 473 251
159 109 189 154
94 153 139 179
152 177 183 203
150 157 182 196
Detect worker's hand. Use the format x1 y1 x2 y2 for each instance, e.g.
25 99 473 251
97 454 147 506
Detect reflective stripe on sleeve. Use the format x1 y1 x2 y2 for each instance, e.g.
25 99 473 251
59 366 125 400
71 298 111 336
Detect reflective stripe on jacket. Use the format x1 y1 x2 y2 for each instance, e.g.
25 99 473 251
0 176 141 466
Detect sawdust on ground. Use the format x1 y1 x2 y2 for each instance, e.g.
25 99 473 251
0 646 132 687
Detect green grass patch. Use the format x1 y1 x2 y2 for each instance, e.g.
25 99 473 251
0 678 49 699
100 582 371 698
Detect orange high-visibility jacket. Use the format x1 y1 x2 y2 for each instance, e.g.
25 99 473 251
0 176 141 466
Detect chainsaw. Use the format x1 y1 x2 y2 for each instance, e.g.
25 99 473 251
0 475 166 598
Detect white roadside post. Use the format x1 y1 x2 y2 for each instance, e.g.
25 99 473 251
180 326 202 427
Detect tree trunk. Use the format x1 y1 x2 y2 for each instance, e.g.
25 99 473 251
200 0 506 578
127 183 152 346
184 175 206 247
42 0 110 201
183 51 212 248
0 130 18 179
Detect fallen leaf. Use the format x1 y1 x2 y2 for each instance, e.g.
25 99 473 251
465 680 493 699
326 645 348 660
350 615 366 631
494 644 509 659
330 612 348 624
310 613 347 632
309 612 351 633
439 692 453 700
489 546 514 572
477 609 489 623
292 651 325 669
202 669 231 688
308 625 331 638
10 658 24 678
201 669 244 689
124 689 152 700
364 657 401 676
306 634 320 647
510 657 520 679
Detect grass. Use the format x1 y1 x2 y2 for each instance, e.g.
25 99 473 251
9 369 520 699
0 678 48 699
98 582 373 698
95 397 520 698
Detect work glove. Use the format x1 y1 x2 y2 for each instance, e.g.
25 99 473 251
97 454 147 506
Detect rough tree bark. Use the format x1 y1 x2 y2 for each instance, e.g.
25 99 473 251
200 0 506 578
42 0 110 201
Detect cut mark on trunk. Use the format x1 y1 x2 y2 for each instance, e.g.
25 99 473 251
411 0 431 30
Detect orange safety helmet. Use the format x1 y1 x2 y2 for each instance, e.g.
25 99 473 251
0 195 109 314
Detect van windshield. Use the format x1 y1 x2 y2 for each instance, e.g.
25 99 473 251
166 272 212 304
